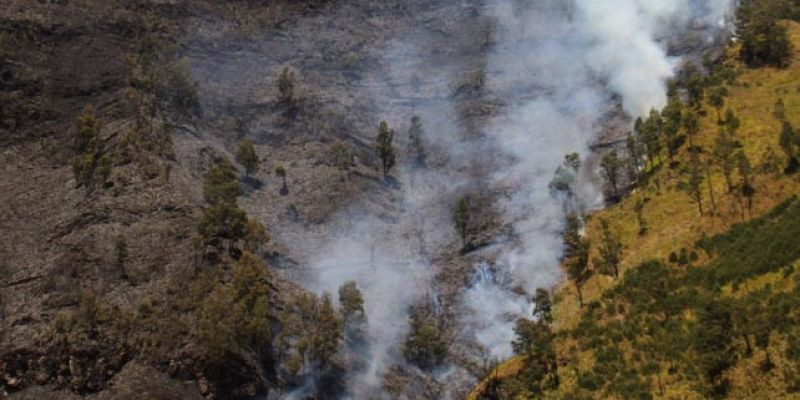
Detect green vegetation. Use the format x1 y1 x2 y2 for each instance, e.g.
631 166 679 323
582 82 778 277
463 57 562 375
235 139 260 176
71 106 109 188
376 121 396 179
404 303 447 370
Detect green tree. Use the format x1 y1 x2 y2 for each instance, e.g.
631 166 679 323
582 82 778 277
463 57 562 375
331 141 354 175
407 115 426 167
594 219 623 279
724 109 740 136
713 128 737 192
452 197 470 247
511 318 558 394
275 165 288 192
244 219 269 252
198 201 248 242
685 151 704 216
684 66 706 109
199 252 273 388
691 300 735 398
277 66 295 106
683 109 700 148
708 86 727 124
532 288 553 324
566 237 591 307
737 151 755 218
626 133 644 182
72 105 103 188
634 197 647 235
376 121 396 179
203 160 240 205
236 139 260 177
404 304 447 370
601 150 622 198
662 96 684 163
338 281 367 345
779 120 799 173
314 293 343 369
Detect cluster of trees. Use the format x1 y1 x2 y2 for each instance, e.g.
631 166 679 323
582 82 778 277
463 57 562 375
483 289 558 398
197 159 268 254
374 115 429 180
737 0 794 68
404 302 448 370
562 214 624 308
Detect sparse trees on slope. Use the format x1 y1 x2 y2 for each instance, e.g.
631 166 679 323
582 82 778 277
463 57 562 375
376 121 396 179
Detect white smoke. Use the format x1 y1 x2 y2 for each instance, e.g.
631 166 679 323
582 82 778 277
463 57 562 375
457 0 734 363
274 0 735 397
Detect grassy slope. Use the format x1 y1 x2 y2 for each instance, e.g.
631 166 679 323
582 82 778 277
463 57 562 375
469 20 800 400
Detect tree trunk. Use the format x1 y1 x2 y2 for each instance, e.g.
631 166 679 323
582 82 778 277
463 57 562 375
705 164 717 216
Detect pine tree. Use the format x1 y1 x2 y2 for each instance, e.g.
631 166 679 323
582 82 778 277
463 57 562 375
278 66 295 106
566 237 590 307
532 288 553 324
686 151 704 216
713 128 737 192
708 86 727 124
203 160 240 205
779 121 799 173
683 109 700 148
376 121 396 179
601 150 622 198
594 219 623 279
737 151 755 218
339 281 367 345
236 139 260 177
275 165 288 193
314 293 343 369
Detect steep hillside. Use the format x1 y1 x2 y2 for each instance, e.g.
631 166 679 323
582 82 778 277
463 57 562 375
470 18 800 400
